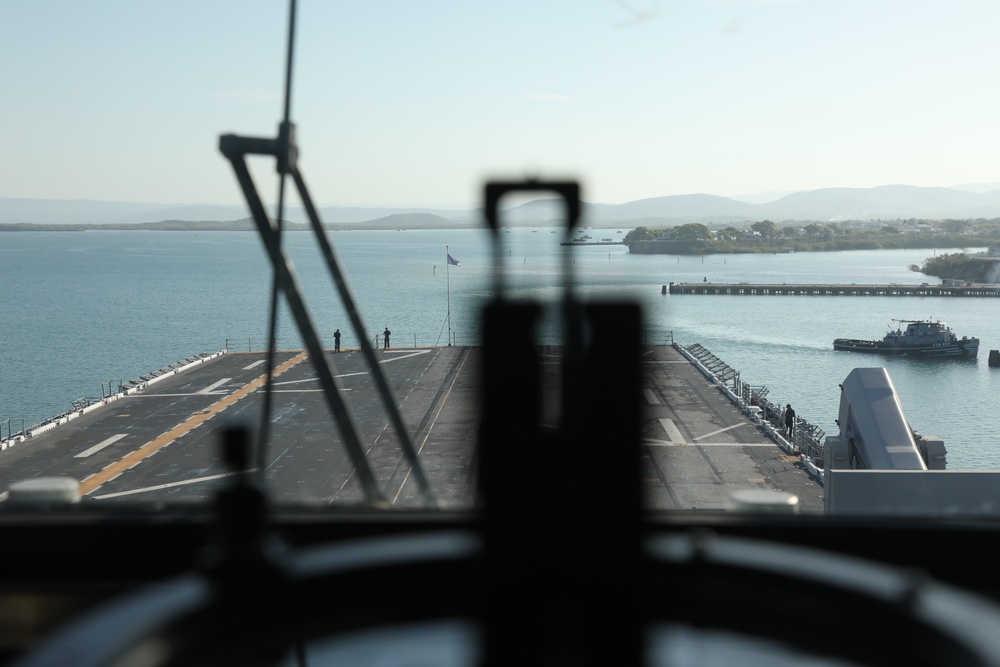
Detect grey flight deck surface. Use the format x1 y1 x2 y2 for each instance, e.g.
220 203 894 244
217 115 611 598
0 345 822 512
641 345 822 512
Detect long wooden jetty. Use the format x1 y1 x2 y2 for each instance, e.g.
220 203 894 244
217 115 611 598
667 282 1000 297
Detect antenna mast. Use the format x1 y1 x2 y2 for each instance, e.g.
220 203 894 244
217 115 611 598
219 0 438 507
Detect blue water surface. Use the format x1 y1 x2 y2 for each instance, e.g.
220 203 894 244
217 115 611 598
1 229 996 468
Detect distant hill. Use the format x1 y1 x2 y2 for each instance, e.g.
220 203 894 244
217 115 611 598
0 198 473 226
336 213 463 230
950 182 1000 194
759 185 1000 221
8 184 1000 228
606 194 756 223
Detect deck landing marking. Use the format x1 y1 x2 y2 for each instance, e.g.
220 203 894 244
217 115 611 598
130 393 218 398
658 418 685 443
693 423 744 441
644 438 775 447
643 389 661 405
242 360 265 370
75 434 128 458
272 388 351 393
79 352 307 496
379 349 431 364
273 371 366 387
91 472 241 499
197 378 232 394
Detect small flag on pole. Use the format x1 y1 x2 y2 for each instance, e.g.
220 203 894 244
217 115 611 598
447 253 460 266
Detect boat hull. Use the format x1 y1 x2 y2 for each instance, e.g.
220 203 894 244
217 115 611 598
833 338 979 358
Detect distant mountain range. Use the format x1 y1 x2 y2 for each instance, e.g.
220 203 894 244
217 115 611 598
6 184 1000 228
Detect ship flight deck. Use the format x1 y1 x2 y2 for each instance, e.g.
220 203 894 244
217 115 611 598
0 346 822 512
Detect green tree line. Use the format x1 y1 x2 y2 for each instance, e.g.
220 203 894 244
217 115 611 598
625 220 1000 255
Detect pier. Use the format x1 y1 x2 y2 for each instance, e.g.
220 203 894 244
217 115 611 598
667 282 1000 296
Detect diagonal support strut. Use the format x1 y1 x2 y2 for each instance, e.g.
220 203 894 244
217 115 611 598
220 126 438 507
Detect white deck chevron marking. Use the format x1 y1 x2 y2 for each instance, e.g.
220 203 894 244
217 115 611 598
643 438 775 447
75 434 128 458
659 418 685 443
197 378 231 394
693 423 744 441
91 472 241 499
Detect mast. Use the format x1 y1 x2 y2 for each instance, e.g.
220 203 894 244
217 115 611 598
446 245 452 346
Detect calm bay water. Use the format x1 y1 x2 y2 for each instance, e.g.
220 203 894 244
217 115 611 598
1 228 997 469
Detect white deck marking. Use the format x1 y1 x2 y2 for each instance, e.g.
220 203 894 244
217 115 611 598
197 378 232 394
90 472 242 499
242 360 265 370
379 349 431 363
80 352 308 497
658 418 685 443
129 393 221 398
271 388 351 393
643 438 775 447
693 423 745 441
274 377 323 386
273 372 367 386
269 350 428 389
643 389 661 405
75 434 128 458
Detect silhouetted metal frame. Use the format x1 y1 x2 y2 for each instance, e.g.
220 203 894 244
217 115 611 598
484 180 581 298
219 128 436 507
480 180 643 666
483 180 587 432
288 163 438 507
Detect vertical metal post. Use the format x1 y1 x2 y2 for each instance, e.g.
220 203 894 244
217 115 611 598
446 245 452 346
481 180 641 667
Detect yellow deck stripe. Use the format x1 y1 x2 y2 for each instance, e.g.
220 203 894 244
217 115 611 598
80 352 308 496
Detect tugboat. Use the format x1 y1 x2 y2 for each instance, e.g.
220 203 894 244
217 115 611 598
833 319 979 358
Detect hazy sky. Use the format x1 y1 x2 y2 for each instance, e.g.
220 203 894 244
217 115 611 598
3 1 1000 208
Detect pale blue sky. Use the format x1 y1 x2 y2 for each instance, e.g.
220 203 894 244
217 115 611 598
3 1 1000 208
